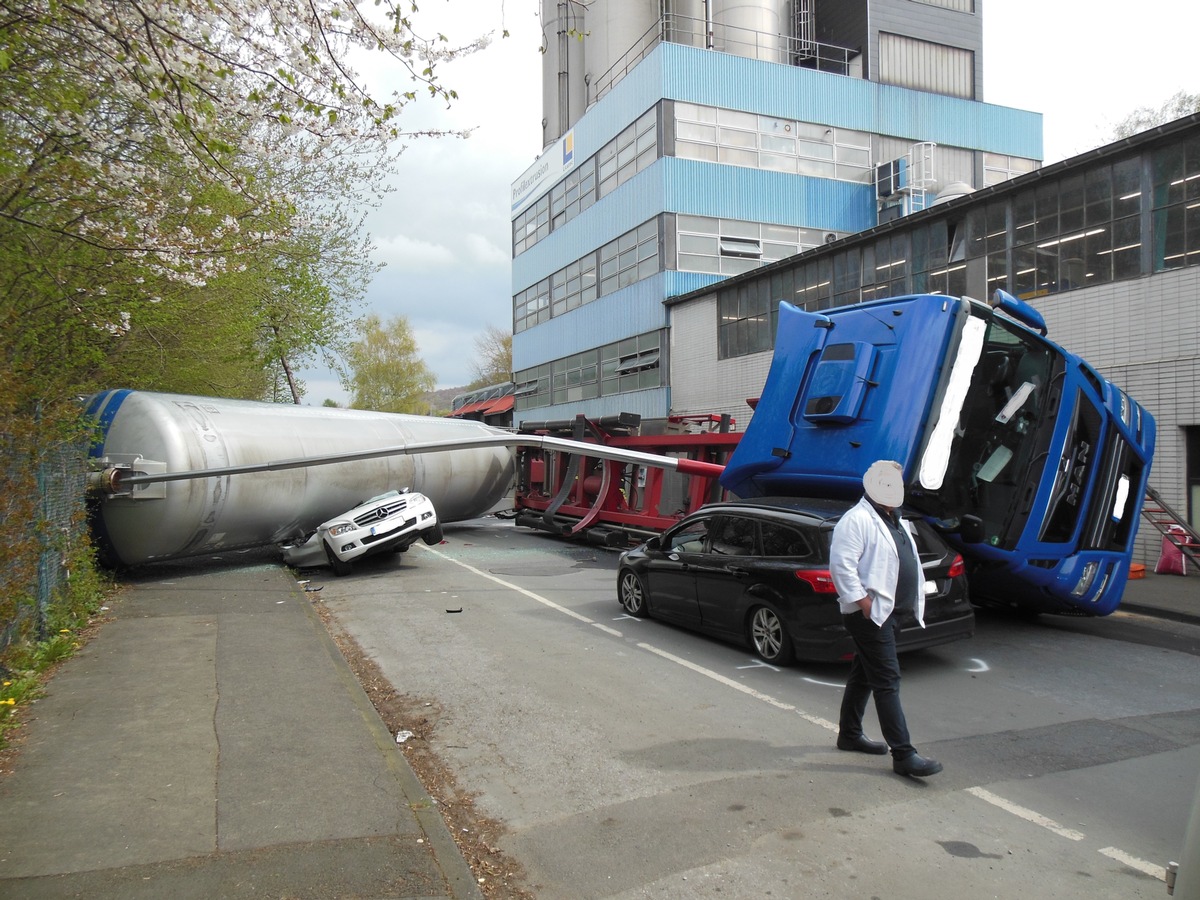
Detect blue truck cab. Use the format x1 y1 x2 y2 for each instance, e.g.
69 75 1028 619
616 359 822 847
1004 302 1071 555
720 292 1155 615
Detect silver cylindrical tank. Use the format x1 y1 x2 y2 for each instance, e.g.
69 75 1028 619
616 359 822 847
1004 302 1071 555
540 0 589 143
711 0 785 63
86 390 516 566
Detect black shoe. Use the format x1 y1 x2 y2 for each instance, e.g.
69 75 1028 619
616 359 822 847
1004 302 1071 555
836 734 888 755
893 753 943 777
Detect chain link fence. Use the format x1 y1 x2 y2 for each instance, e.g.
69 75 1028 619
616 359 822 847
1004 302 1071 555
0 427 91 661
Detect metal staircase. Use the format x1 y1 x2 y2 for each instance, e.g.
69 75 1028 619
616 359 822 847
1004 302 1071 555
1141 485 1200 574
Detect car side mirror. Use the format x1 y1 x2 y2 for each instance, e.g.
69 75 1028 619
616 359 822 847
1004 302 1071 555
645 536 661 551
959 515 984 544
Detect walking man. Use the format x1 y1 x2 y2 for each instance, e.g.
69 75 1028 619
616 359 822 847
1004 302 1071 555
829 459 943 777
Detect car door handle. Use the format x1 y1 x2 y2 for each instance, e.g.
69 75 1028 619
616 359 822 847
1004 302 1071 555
727 566 750 577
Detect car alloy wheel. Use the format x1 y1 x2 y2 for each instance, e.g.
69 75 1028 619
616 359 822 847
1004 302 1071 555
618 569 650 617
749 606 793 665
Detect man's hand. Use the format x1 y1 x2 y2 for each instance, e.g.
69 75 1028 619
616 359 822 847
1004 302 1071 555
857 596 872 616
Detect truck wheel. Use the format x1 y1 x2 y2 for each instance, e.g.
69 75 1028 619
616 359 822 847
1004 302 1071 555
323 540 353 576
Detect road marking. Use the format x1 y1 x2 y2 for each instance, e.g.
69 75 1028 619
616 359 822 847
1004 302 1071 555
803 677 845 688
966 786 1086 840
1098 847 1167 881
422 545 839 733
737 659 780 672
424 542 1162 882
638 643 838 731
421 545 597 625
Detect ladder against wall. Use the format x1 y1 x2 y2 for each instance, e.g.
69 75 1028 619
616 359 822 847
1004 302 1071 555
1142 485 1200 574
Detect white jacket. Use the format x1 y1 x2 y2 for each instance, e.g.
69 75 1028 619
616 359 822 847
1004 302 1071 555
829 496 925 627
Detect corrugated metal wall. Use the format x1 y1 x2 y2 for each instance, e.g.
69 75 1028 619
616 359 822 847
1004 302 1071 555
879 32 975 99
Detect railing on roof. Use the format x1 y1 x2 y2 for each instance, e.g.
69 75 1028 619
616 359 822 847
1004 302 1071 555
589 13 857 107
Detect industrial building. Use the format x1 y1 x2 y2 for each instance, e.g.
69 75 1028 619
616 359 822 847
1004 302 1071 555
511 0 1039 423
507 1 1199 542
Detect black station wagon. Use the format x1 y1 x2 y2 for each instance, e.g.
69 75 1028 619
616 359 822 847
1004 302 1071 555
616 496 974 664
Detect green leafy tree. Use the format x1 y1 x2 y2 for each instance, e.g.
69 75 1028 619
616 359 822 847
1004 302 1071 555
0 1 493 410
343 314 436 413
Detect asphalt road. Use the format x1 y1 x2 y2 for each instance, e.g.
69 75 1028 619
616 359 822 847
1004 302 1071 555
315 517 1200 899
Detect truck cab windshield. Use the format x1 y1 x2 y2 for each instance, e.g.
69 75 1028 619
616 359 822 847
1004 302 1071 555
911 316 1064 547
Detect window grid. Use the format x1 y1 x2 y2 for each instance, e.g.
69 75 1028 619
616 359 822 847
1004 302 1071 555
514 107 660 258
717 146 1186 360
675 102 874 184
514 331 664 411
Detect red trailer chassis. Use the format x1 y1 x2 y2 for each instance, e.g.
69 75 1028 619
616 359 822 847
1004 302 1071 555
512 412 741 546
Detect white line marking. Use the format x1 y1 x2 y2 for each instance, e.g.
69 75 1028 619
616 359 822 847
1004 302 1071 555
803 677 846 688
638 643 838 732
737 658 780 672
420 545 596 625
966 787 1085 841
423 544 1161 878
1098 847 1167 881
421 545 839 732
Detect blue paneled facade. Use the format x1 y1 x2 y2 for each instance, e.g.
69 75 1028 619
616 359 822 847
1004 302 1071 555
510 39 1042 425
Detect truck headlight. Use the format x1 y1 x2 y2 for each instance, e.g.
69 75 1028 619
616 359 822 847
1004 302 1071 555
1071 561 1099 598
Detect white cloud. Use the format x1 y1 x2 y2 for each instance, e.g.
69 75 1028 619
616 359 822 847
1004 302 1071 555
372 232 457 271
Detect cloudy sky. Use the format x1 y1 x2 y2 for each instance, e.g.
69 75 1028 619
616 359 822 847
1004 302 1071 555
299 0 1195 404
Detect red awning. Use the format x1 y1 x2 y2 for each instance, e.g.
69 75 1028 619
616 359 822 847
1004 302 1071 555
451 401 488 417
482 395 514 415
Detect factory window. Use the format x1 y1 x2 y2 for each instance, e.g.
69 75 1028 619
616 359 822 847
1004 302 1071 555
512 105 661 258
550 253 599 317
1152 135 1200 271
599 107 660 199
513 279 551 334
984 153 1041 187
677 215 825 276
514 332 664 411
717 282 773 359
513 194 551 257
599 219 661 296
602 332 663 395
674 103 872 184
513 365 551 410
550 158 597 232
1010 155 1143 297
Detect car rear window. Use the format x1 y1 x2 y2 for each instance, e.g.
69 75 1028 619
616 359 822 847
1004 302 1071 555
709 516 757 556
760 520 817 560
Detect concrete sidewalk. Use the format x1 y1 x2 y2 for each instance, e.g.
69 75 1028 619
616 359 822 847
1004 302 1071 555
1119 568 1199 625
0 560 482 900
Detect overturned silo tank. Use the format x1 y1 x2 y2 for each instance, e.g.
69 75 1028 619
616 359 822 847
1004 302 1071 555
86 390 516 567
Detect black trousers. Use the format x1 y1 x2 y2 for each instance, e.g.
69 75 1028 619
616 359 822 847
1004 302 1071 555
839 612 916 760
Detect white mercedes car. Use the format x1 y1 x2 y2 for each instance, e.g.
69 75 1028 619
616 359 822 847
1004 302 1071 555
280 489 442 575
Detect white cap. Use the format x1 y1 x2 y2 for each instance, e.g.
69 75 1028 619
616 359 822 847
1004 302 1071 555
863 460 904 508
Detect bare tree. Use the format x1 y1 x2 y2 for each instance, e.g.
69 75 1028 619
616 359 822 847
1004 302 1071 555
468 324 513 389
1113 90 1200 139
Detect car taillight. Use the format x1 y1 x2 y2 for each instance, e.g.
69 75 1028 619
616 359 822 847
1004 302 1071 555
948 554 965 578
795 569 837 593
